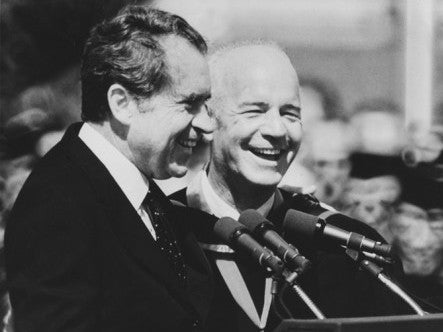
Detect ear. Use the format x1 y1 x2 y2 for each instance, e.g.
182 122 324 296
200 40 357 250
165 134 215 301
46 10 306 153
107 83 137 126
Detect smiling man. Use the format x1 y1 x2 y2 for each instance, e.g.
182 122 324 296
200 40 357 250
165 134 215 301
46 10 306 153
208 44 302 210
6 6 214 332
170 42 410 332
172 42 303 332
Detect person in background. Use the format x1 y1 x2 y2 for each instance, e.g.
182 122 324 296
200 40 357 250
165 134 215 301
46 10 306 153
279 77 344 195
343 99 443 311
1 108 64 176
342 100 407 240
296 77 344 133
286 119 353 210
392 203 443 309
5 6 214 332
171 41 410 332
0 108 65 225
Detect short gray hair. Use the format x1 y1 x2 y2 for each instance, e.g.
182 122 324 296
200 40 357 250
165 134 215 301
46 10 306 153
208 40 285 116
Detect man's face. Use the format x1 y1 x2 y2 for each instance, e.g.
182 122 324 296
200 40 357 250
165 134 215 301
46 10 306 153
392 204 443 276
127 36 212 179
342 176 401 226
305 121 351 205
211 49 302 187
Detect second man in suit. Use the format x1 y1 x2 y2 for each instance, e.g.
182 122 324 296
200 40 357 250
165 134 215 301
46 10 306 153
171 42 409 332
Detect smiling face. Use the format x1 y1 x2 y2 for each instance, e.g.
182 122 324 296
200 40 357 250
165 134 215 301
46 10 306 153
127 36 213 179
209 45 302 189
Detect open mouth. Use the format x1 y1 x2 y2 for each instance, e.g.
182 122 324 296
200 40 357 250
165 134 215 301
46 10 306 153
249 148 285 161
178 139 197 149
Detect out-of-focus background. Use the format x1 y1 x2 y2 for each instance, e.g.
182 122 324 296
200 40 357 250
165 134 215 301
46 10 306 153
1 0 443 329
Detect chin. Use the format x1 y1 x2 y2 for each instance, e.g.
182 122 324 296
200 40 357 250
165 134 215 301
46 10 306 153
245 172 282 188
167 164 189 179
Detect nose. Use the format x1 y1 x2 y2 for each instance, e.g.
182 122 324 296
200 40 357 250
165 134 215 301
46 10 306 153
260 109 286 138
365 205 375 213
191 105 215 140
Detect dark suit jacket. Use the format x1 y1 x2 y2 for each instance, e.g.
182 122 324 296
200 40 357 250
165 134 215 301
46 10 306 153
5 123 213 332
170 187 413 332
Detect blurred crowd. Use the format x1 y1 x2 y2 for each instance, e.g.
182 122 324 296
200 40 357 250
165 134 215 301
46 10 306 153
0 95 69 331
280 79 443 308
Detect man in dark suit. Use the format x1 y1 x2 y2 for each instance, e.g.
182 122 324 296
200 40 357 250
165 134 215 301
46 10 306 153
170 42 412 332
5 6 215 332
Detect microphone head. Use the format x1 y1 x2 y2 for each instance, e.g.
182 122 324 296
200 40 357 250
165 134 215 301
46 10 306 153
238 209 270 233
284 209 320 238
214 217 247 245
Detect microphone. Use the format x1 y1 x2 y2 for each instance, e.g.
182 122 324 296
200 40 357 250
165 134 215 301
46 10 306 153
214 217 285 275
283 209 393 257
216 216 327 319
238 209 311 275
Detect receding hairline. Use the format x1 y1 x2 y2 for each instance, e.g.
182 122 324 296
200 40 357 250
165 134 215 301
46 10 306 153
209 40 290 70
208 40 297 111
209 40 296 85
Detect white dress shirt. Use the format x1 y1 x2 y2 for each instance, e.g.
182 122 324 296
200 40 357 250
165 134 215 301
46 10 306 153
188 170 275 330
200 171 275 221
78 123 157 240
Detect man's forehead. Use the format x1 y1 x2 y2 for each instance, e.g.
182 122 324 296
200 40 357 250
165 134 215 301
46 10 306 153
160 35 207 74
218 46 299 95
229 66 299 106
160 35 210 97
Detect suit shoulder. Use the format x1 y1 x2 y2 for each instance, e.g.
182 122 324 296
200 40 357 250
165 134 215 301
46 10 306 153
9 143 101 232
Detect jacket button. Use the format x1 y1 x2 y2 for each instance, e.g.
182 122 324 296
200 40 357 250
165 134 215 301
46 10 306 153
193 319 200 327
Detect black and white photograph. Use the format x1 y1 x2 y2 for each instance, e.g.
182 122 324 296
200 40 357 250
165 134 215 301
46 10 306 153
1 0 443 331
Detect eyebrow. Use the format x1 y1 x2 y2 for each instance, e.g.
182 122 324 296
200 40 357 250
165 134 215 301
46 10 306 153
239 102 269 108
178 92 211 104
281 104 301 112
240 102 301 112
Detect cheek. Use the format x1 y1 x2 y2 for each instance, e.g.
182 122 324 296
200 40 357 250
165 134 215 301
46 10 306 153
168 113 191 131
286 124 303 148
161 116 194 149
218 123 250 151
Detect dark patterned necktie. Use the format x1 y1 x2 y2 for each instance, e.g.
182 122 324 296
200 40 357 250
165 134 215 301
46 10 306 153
143 186 187 286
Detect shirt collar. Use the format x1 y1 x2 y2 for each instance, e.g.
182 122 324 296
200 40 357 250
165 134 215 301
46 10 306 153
79 122 149 211
199 171 275 219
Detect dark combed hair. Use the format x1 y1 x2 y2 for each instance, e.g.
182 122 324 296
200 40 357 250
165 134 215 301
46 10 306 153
81 5 207 122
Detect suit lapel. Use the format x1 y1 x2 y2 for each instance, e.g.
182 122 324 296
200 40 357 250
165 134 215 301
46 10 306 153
59 124 195 313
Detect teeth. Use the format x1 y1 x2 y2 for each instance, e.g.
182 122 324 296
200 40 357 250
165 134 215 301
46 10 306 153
179 140 197 148
251 148 282 156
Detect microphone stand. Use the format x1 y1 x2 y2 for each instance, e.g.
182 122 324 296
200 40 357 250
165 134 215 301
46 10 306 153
273 268 326 320
271 276 291 320
345 249 426 316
